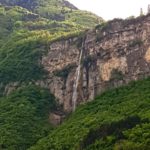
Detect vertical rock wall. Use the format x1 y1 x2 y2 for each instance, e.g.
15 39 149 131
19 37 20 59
31 14 150 111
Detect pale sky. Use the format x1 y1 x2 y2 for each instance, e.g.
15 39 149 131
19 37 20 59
68 0 150 20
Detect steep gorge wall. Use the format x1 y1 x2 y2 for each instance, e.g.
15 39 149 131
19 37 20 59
38 14 150 112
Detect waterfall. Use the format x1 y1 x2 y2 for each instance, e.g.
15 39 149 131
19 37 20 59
72 48 83 111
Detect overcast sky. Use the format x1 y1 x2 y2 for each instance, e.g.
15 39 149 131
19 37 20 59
68 0 150 20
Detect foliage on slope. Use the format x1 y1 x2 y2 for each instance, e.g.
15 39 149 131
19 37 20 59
0 0 78 13
0 0 103 88
0 28 84 88
0 4 86 87
0 0 103 27
0 84 56 150
0 5 82 45
29 78 150 150
0 31 47 84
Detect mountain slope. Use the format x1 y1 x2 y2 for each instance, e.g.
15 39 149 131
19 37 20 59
1 0 77 21
0 4 83 46
0 0 103 96
0 0 78 12
29 78 150 150
0 0 103 92
0 85 56 150
0 0 103 48
0 0 103 25
0 1 104 149
0 1 150 150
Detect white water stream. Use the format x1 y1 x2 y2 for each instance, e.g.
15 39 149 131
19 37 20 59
72 48 83 111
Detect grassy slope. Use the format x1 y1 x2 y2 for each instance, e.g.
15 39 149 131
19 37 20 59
0 5 82 88
0 1 103 86
29 78 150 150
0 85 56 150
0 5 83 44
0 0 103 27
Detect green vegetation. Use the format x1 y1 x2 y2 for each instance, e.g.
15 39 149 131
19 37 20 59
0 0 103 30
29 78 150 150
0 84 56 150
0 1 104 149
1 1 149 150
65 10 102 28
0 4 83 44
0 31 49 84
0 27 85 85
0 1 103 85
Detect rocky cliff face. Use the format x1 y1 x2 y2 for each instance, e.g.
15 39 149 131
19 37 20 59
3 14 150 112
35 14 150 112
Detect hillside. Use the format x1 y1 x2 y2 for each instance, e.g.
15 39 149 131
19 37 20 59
0 0 103 46
29 77 150 150
0 0 78 10
0 5 85 97
0 0 150 150
0 0 105 149
0 0 103 95
0 0 103 59
0 0 103 27
0 85 56 150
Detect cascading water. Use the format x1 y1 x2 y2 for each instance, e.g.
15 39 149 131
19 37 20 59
72 48 83 111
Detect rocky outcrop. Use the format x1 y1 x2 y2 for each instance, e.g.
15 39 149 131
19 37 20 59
36 14 150 112
49 111 66 126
